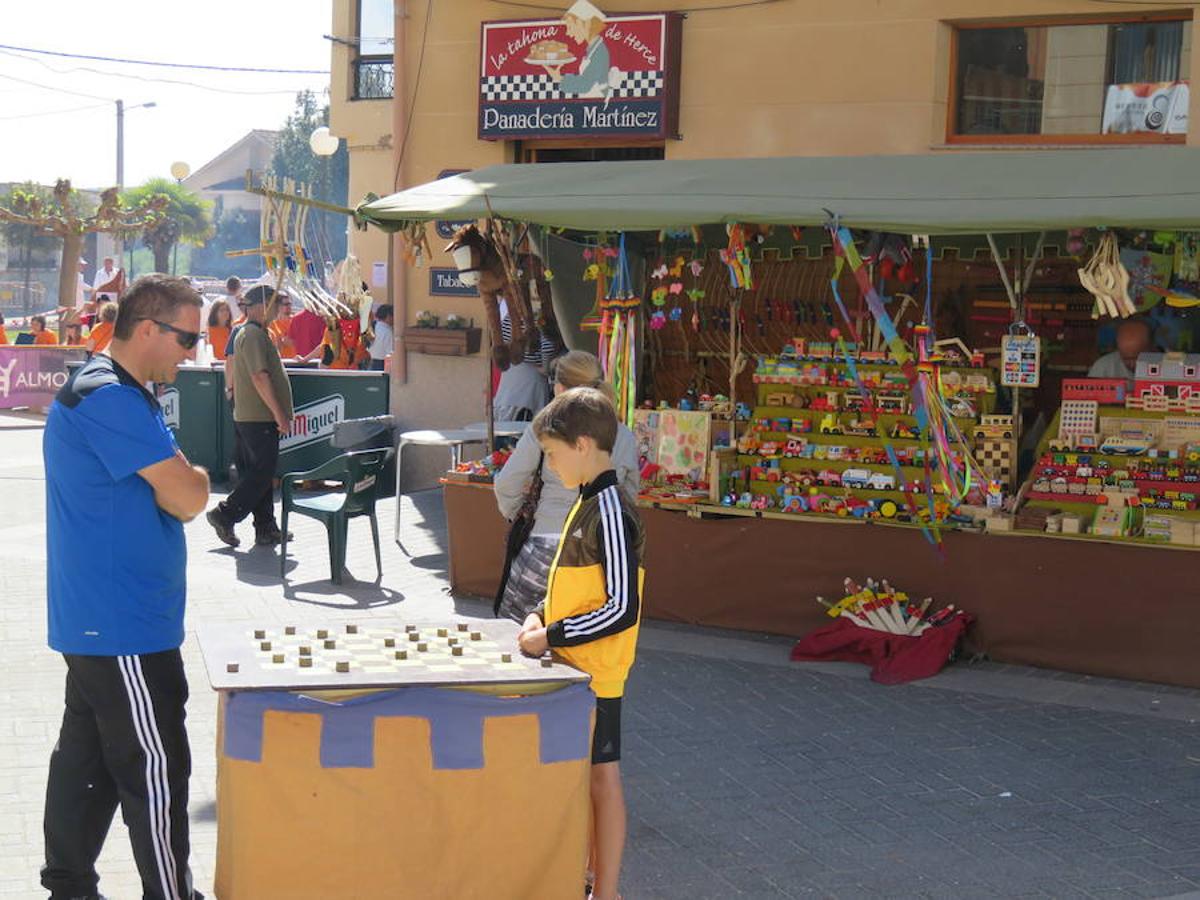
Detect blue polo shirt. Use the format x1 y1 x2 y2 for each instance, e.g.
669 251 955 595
44 355 187 656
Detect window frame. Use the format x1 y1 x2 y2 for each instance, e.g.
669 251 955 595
946 11 1192 146
353 0 394 101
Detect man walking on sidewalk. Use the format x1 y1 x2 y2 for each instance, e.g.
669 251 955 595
41 274 210 900
207 284 294 547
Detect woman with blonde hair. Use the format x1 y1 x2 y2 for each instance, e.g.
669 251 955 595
493 349 640 621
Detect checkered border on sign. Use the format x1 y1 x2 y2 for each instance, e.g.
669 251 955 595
481 71 663 102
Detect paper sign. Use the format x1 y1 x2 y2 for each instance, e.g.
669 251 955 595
1001 333 1040 388
371 262 387 288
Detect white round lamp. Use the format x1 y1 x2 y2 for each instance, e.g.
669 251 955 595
170 160 191 181
309 126 339 157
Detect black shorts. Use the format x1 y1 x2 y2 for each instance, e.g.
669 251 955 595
592 697 622 764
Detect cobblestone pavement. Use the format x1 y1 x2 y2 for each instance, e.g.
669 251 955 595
2 411 1199 899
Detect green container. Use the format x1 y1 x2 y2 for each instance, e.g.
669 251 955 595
160 365 226 479
218 367 391 478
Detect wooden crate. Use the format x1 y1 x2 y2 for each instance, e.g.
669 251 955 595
402 327 482 357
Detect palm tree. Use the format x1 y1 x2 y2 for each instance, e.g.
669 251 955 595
121 178 214 274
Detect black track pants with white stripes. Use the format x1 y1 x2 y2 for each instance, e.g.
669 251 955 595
41 649 201 900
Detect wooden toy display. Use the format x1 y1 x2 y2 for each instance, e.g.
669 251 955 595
1017 361 1200 547
719 338 997 524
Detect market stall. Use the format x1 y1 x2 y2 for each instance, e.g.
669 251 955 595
359 148 1200 689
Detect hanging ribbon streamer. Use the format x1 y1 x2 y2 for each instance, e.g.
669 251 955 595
829 255 937 548
829 223 987 550
598 233 640 426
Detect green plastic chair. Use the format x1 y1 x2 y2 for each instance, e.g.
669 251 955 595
280 449 389 584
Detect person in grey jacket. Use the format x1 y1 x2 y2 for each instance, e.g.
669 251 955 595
493 350 640 620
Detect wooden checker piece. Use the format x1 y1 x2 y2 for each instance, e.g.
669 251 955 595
197 621 588 691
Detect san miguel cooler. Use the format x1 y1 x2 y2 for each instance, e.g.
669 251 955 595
160 365 389 482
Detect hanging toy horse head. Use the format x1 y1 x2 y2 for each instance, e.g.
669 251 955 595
445 224 505 292
444 223 534 370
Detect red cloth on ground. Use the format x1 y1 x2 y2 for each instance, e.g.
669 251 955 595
790 613 972 685
289 309 326 357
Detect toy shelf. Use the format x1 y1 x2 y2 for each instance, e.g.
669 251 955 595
746 480 944 502
736 454 946 474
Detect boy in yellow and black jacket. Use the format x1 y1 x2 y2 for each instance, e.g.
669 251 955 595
518 386 644 900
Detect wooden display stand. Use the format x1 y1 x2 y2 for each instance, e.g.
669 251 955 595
443 479 1200 690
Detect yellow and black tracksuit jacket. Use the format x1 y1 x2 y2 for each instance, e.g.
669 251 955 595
535 469 645 699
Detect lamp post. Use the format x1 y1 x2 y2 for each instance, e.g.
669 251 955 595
169 161 191 275
115 99 157 267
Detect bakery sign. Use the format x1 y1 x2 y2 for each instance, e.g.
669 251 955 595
478 3 682 141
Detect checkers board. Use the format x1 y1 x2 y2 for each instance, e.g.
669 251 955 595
197 619 588 691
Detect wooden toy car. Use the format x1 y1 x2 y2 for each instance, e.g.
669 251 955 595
845 419 878 437
866 472 896 490
783 439 808 458
817 469 843 487
840 468 872 489
819 413 844 435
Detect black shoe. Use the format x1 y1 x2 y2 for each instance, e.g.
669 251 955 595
255 527 293 547
207 509 240 548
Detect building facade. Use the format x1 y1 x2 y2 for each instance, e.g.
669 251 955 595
328 0 1200 484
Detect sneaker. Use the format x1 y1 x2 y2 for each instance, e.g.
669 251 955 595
254 527 293 547
206 509 240 548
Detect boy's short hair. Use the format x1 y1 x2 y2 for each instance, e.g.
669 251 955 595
532 386 618 453
225 276 241 293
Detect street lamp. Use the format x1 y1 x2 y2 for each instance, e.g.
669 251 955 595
309 126 339 157
115 99 157 266
170 161 191 275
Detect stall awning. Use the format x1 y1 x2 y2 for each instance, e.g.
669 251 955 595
357 147 1200 235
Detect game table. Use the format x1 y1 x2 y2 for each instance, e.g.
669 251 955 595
197 618 593 899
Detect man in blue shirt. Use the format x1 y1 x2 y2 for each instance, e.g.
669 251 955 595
41 274 210 900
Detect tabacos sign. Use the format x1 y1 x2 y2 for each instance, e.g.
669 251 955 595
478 4 682 141
430 267 480 297
281 394 345 453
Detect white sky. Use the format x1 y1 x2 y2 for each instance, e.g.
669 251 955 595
0 0 333 191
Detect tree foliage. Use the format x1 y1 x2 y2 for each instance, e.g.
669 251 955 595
269 91 349 264
0 179 166 311
121 178 214 274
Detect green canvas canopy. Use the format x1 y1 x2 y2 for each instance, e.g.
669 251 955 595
356 147 1200 235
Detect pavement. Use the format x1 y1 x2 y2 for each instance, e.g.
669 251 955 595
2 408 1200 899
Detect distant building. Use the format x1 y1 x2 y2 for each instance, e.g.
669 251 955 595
183 130 279 214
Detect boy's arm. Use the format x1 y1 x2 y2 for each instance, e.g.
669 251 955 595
546 499 640 648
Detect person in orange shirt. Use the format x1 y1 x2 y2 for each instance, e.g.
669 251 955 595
63 323 84 346
207 299 233 362
85 302 118 355
32 315 58 345
267 292 297 358
0 313 9 345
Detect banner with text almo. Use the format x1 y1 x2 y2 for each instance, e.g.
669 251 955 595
478 11 682 142
0 346 87 409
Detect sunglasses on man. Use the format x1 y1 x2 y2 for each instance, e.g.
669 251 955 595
144 318 200 351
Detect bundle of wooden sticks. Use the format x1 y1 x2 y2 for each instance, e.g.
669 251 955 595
817 577 962 636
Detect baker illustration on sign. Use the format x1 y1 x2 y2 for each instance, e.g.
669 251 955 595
545 0 621 100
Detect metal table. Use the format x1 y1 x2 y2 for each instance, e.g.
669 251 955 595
393 428 487 551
